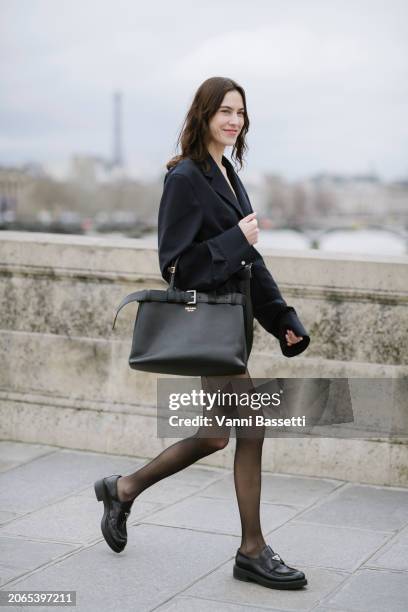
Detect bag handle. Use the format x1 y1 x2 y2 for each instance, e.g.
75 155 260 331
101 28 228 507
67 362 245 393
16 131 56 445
242 263 254 355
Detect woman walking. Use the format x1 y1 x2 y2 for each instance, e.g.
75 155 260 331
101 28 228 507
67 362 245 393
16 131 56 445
95 76 310 590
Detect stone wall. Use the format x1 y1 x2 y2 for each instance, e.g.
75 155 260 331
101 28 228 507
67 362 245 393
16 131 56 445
0 231 407 485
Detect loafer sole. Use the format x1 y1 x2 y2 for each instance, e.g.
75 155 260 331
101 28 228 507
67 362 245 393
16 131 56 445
233 564 307 589
94 478 126 554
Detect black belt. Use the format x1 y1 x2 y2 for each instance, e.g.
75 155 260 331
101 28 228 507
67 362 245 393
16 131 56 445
112 289 247 330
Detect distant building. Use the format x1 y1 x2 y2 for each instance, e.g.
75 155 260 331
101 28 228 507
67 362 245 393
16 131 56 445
0 166 33 221
308 173 407 217
69 154 126 188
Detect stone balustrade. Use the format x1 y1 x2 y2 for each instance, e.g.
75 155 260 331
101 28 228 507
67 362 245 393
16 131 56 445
0 231 407 486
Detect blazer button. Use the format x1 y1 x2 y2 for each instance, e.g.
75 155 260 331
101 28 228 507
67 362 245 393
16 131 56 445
241 260 246 265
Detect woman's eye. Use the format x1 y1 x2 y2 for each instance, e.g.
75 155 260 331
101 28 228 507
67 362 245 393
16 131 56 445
220 109 244 116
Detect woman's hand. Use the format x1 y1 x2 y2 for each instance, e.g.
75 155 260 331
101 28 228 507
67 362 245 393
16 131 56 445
285 329 303 347
238 212 259 245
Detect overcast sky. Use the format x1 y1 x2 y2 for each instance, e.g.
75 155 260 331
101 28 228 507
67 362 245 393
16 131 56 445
1 0 407 181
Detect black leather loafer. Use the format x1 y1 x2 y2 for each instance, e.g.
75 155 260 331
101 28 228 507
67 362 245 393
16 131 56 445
233 544 307 589
94 474 133 553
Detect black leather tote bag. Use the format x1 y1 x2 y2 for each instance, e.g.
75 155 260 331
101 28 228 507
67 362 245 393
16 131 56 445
111 256 254 376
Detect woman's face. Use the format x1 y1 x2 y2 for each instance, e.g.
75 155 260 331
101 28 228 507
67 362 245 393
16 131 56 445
207 89 245 148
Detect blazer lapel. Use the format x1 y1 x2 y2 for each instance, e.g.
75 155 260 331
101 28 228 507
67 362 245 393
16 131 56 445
223 156 252 216
199 152 248 218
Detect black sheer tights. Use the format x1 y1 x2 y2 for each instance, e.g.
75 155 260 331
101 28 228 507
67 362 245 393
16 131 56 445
116 370 267 557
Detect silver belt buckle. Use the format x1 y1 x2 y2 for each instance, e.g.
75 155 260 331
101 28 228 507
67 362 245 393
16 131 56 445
186 289 197 305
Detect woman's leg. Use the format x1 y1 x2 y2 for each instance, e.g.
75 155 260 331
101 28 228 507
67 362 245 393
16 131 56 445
231 370 268 557
116 375 233 503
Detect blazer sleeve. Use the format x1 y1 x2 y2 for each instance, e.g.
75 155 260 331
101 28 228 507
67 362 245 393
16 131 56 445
251 254 311 357
235 173 311 358
158 172 260 291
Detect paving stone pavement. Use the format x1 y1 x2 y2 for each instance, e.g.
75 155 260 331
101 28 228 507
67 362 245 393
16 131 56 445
0 441 407 612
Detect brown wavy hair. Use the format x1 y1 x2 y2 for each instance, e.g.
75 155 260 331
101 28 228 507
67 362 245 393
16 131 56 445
166 76 250 172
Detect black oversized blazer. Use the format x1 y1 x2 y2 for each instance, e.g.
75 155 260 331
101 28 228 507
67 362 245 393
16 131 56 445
157 152 310 358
